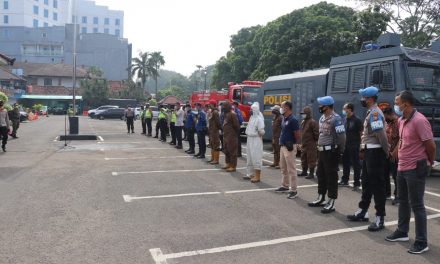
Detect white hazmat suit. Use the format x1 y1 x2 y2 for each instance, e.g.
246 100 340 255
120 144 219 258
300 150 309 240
245 102 265 179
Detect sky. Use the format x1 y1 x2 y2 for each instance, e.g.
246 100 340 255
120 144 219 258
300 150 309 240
94 0 359 76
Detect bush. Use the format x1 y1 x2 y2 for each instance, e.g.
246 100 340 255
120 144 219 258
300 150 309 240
0 91 8 103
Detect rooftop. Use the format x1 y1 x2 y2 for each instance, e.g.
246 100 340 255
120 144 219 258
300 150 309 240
5 62 88 78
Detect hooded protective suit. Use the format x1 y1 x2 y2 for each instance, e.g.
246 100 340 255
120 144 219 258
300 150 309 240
245 102 265 177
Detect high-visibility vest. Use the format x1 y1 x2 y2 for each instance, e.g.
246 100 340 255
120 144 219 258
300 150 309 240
171 112 176 123
145 110 152 118
158 111 166 120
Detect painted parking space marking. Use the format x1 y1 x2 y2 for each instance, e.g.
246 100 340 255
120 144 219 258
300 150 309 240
123 184 318 202
149 213 440 264
112 167 247 176
104 155 192 161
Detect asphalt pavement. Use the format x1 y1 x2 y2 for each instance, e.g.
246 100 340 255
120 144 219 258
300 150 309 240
1 116 440 264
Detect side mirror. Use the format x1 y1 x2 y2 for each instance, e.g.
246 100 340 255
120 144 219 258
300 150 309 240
372 70 384 85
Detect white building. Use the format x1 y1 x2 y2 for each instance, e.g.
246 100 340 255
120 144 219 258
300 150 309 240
0 0 123 37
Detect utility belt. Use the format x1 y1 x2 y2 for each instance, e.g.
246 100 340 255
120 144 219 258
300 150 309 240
317 145 338 152
360 143 381 150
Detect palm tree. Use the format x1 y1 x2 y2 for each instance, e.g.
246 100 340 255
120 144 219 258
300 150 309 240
149 51 165 96
130 51 152 93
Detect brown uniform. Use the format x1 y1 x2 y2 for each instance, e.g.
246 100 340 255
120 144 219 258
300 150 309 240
208 109 222 150
301 117 319 169
272 114 283 166
223 107 240 168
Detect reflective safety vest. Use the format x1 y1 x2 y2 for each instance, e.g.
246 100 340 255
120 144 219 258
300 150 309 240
145 110 152 118
171 112 176 123
158 111 166 120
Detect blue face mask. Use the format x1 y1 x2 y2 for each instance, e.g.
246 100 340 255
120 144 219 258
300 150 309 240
342 110 347 116
394 105 402 116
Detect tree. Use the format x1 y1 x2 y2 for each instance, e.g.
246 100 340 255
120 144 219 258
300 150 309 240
157 85 189 100
149 51 166 96
0 91 8 103
81 78 109 108
356 0 440 48
130 51 153 93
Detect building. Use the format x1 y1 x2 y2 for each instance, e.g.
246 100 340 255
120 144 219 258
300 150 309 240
1 0 123 37
0 25 131 81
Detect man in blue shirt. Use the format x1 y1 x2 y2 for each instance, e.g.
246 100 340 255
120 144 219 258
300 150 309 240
184 104 196 154
194 103 207 159
274 101 301 199
232 101 243 157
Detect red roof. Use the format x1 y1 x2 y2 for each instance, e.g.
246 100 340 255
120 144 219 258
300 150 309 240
159 95 183 105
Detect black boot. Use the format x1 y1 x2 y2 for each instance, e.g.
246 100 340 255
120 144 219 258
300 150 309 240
2 144 6 152
321 198 336 214
298 167 308 177
368 216 385 232
305 167 315 179
347 208 369 222
308 194 326 207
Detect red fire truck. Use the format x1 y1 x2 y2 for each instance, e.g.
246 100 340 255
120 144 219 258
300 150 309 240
189 80 263 133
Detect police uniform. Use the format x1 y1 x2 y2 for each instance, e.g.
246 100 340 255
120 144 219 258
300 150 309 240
158 108 168 141
169 110 177 145
184 107 196 154
145 107 153 136
195 108 207 158
308 96 346 214
347 87 390 231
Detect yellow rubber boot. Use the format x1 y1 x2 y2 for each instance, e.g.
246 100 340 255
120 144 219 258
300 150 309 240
251 170 261 183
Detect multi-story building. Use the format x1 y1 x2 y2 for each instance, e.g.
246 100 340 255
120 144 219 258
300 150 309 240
1 0 123 37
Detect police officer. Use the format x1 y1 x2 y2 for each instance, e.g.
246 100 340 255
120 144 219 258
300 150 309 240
8 103 21 138
140 105 147 135
298 106 319 179
157 106 168 142
308 96 346 214
232 102 243 157
125 106 135 133
270 105 282 168
145 104 153 136
184 104 196 154
169 107 177 145
347 86 390 232
194 103 207 159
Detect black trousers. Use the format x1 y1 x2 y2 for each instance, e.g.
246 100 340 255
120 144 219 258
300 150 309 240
197 130 206 155
175 126 183 147
237 132 242 157
141 119 146 134
317 148 340 199
385 158 398 198
11 120 19 137
159 119 167 141
170 122 176 144
186 127 195 151
220 133 224 150
0 126 8 147
146 118 152 135
126 117 134 132
342 145 361 186
155 121 160 137
359 148 387 216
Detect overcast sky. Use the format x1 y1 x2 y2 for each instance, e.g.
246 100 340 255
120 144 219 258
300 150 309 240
94 0 359 76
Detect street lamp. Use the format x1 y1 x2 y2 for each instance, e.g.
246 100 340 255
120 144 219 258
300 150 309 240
196 65 202 91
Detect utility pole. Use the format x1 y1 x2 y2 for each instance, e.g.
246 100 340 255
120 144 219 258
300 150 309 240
72 0 77 116
196 65 202 91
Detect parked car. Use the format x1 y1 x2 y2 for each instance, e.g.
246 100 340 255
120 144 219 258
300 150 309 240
95 108 125 120
19 111 28 122
134 107 141 120
88 105 119 118
151 106 159 119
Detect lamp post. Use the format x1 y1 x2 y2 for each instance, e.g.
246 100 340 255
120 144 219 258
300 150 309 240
72 0 77 116
196 65 202 91
203 69 207 90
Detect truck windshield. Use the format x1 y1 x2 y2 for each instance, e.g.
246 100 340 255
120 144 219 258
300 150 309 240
242 87 260 105
407 64 440 104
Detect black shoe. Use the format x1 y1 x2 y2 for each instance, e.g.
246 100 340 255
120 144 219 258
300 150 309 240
408 241 429 254
2 145 5 152
298 171 308 177
176 146 183 149
347 209 369 222
368 216 385 232
321 199 336 214
352 185 361 192
274 186 289 193
237 154 242 158
305 173 314 179
194 153 200 157
392 198 400 206
141 132 146 135
308 194 326 207
386 230 409 242
287 191 298 199
169 142 175 145
196 155 205 159
338 180 349 187
153 136 158 138
132 131 135 133
187 151 195 154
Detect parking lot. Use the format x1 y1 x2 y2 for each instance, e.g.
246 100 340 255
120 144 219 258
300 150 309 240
1 116 440 264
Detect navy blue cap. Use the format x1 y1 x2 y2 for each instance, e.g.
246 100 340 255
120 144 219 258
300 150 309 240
359 86 379 97
317 96 334 106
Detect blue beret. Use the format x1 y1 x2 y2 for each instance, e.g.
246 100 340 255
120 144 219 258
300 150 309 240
359 86 379 97
317 96 334 106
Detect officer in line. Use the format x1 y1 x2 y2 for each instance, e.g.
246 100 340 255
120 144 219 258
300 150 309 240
347 86 390 232
298 106 319 179
308 96 346 214
194 103 207 159
207 101 222 164
174 102 184 149
184 104 196 154
145 104 153 137
124 106 135 134
169 107 177 145
157 106 168 142
232 102 243 157
270 105 282 169
140 105 147 135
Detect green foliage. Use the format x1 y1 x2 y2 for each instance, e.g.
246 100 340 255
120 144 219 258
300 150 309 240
130 51 154 92
81 78 109 108
32 104 44 111
157 85 189 101
0 91 8 103
212 1 390 85
356 0 439 48
4 104 12 111
87 66 104 78
149 51 166 95
147 98 157 106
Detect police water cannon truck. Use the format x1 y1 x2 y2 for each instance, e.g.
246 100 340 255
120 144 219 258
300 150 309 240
259 33 440 161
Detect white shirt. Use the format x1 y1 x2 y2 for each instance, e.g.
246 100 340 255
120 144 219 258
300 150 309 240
175 107 184 126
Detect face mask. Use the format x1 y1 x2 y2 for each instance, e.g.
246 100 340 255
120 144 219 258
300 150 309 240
394 105 402 116
342 110 347 116
250 111 253 116
301 114 307 119
360 99 368 108
280 108 285 115
319 106 326 114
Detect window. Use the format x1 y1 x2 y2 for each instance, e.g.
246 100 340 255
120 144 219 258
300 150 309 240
331 69 349 92
44 78 52 86
3 15 8 24
44 0 48 5
115 18 120 26
93 17 98 24
3 29 9 38
93 27 98 33
53 12 57 21
369 62 394 90
33 19 38 28
81 16 87 23
44 9 48 18
232 89 242 102
115 29 120 37
104 28 109 34
3 1 8 10
33 5 39 15
351 66 366 92
53 0 57 8
104 18 109 25
81 27 87 34
43 22 48 27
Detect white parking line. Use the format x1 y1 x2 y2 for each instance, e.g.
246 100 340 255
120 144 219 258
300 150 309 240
149 213 440 263
112 167 247 176
123 184 318 202
105 156 191 161
425 191 440 198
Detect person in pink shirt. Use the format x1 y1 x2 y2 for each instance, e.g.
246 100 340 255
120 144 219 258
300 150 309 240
385 91 436 254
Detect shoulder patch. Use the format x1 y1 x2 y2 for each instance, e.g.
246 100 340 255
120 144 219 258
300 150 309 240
334 117 345 134
369 110 384 131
